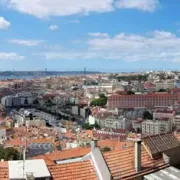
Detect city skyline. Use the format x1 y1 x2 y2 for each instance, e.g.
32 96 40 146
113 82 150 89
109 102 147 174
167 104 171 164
1 0 180 71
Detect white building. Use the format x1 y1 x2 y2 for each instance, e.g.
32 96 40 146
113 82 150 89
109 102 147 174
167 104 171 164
1 92 33 108
72 106 79 115
173 115 180 130
153 110 175 120
8 159 51 180
95 116 130 130
89 115 96 125
1 96 13 107
142 120 171 135
155 81 175 91
131 120 142 132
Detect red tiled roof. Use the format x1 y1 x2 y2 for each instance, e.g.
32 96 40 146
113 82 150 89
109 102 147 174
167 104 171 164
103 146 168 180
32 147 91 164
0 161 8 180
5 139 26 147
48 160 98 180
98 139 133 150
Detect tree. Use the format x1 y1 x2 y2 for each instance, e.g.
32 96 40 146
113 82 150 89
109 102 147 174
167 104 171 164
0 146 20 161
102 147 111 152
90 94 107 106
127 90 135 95
158 89 167 92
33 99 39 105
143 111 153 120
82 122 100 130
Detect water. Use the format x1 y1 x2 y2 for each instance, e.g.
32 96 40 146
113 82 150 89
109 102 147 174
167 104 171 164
0 71 99 80
0 75 35 80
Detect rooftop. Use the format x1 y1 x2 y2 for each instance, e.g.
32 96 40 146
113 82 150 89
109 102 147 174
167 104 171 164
144 166 180 180
48 160 98 180
33 147 91 164
143 133 180 158
0 161 8 180
8 159 51 179
103 145 168 180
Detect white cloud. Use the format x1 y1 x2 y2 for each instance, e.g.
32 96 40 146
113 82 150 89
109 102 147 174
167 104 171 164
8 39 44 46
49 25 58 31
116 0 159 12
88 32 109 38
1 0 114 18
0 52 24 60
87 31 180 61
37 30 180 63
0 17 11 29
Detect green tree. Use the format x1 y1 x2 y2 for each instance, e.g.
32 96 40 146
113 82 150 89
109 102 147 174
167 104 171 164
127 90 135 95
0 146 20 161
102 147 111 152
143 111 153 120
90 94 107 106
82 122 100 130
158 89 167 92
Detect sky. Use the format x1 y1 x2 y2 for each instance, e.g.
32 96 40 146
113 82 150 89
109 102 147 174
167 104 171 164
1 0 180 72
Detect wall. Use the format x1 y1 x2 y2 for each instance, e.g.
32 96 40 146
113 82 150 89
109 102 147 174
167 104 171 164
164 147 180 166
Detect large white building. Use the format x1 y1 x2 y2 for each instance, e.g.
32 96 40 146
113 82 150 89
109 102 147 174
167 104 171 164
142 119 171 135
95 116 130 130
1 92 33 108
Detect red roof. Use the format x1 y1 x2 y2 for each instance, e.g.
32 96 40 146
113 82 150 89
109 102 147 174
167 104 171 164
48 160 98 180
103 145 168 180
32 147 91 164
0 161 8 180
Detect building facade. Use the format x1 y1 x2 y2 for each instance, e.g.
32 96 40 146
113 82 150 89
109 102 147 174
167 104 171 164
142 120 171 135
108 94 178 109
95 116 130 130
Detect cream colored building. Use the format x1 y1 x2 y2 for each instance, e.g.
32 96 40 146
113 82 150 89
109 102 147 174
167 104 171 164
142 120 171 135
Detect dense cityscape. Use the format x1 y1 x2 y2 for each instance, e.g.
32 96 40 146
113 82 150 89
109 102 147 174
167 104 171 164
1 0 180 179
0 71 179 179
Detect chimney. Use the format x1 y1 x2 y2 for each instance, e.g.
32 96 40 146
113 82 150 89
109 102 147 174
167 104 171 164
135 140 141 172
91 140 98 151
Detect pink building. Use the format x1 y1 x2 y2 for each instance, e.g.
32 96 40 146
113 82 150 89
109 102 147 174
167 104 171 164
108 93 178 109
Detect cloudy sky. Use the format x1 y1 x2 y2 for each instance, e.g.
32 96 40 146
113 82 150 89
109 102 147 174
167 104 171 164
0 0 180 71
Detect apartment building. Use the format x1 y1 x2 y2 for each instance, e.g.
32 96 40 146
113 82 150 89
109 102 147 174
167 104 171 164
142 119 171 135
95 115 130 130
173 115 180 130
155 81 175 91
108 93 178 109
153 109 175 120
1 92 33 108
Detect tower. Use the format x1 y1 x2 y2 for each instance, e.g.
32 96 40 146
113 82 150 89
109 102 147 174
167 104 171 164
84 67 86 76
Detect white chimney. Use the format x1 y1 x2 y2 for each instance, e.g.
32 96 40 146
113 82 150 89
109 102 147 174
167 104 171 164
135 140 141 172
91 140 98 151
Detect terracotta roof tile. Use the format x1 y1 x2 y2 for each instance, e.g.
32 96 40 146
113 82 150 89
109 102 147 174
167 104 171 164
32 147 91 164
98 139 133 150
103 145 167 180
0 161 8 180
48 160 98 180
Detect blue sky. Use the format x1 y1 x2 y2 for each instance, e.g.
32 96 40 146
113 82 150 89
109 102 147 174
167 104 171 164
1 0 180 72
